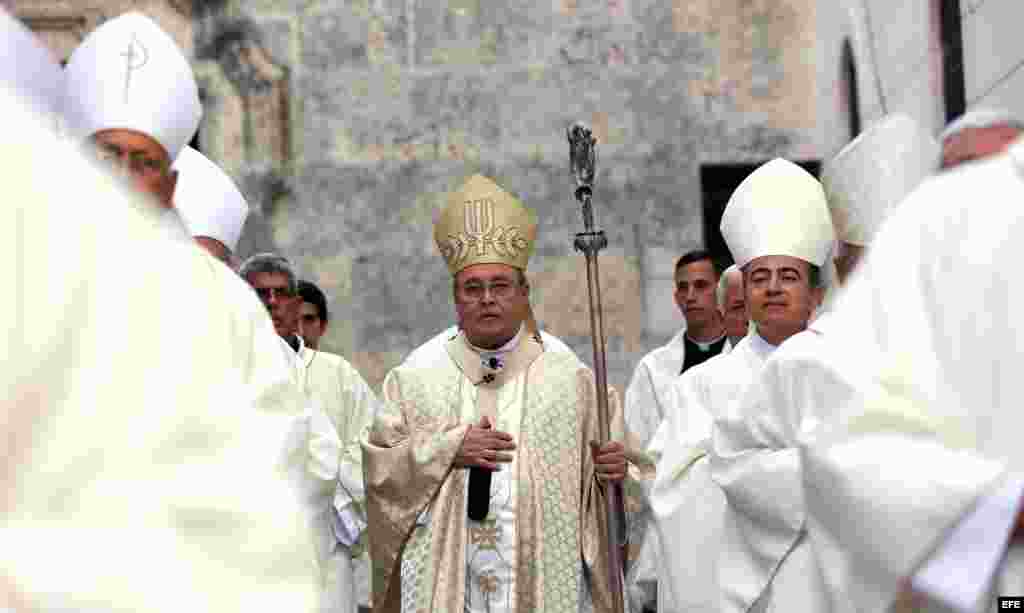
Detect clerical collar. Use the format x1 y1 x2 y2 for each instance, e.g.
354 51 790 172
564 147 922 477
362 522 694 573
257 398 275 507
748 332 778 359
686 331 726 352
467 325 524 373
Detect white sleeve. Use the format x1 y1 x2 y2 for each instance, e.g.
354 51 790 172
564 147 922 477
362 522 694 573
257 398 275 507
331 505 367 548
911 474 1024 613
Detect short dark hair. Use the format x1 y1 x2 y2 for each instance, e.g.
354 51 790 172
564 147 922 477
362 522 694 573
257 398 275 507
808 264 823 289
238 253 298 294
297 280 329 322
675 249 720 277
741 261 825 289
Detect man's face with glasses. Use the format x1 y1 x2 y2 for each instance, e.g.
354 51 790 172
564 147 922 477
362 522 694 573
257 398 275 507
90 129 177 209
453 263 529 350
245 271 300 338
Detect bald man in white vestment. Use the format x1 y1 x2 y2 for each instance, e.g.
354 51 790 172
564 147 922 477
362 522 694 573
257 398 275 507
0 74 317 612
706 114 939 613
798 137 1024 613
939 108 1024 170
648 159 835 612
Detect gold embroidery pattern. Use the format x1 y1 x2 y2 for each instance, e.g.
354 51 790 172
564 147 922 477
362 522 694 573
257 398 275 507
470 521 502 551
390 366 470 612
517 353 583 612
439 197 531 267
375 366 467 612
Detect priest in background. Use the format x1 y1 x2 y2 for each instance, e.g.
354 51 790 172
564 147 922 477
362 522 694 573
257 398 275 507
362 174 649 613
622 248 734 612
298 280 330 350
717 264 746 351
625 250 728 453
648 158 835 612
799 135 1024 613
708 114 938 613
240 253 380 613
172 145 249 267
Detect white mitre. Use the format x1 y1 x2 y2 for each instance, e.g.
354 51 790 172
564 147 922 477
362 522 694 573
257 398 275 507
822 114 938 246
721 158 834 268
63 12 200 161
0 9 63 120
172 146 249 252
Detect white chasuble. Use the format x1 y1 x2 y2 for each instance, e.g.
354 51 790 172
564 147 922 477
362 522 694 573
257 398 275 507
708 314 858 613
1 94 317 612
648 333 776 613
362 332 650 613
622 327 687 613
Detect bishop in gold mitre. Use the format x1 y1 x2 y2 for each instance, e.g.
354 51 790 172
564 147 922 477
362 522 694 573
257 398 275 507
362 174 651 613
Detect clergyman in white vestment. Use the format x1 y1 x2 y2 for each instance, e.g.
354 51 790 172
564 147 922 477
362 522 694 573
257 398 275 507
61 11 305 419
648 158 834 612
0 64 317 611
707 114 939 613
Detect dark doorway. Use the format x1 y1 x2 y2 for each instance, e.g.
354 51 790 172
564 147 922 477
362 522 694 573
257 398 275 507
939 0 966 121
700 161 822 270
840 39 862 139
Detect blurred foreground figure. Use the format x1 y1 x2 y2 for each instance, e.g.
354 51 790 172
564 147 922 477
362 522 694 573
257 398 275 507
939 108 1024 170
0 86 316 611
61 12 302 417
800 136 1024 613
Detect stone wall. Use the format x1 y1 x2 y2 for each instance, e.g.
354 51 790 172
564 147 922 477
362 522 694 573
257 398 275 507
16 0 820 393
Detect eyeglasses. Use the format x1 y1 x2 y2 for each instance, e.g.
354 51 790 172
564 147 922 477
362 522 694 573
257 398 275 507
457 280 520 302
92 142 169 178
253 286 295 302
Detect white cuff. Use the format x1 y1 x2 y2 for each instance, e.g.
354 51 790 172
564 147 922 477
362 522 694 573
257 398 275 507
911 474 1024 613
332 504 367 549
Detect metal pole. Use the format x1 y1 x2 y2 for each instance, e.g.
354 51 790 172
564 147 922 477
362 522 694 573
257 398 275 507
568 122 625 613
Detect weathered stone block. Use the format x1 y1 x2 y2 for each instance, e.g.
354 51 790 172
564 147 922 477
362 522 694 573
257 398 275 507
301 0 407 70
414 0 556 67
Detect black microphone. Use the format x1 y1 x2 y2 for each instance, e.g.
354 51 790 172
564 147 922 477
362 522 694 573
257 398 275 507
468 416 496 521
467 466 492 521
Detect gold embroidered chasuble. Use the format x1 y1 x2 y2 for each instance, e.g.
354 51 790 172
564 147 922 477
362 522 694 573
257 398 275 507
363 332 646 613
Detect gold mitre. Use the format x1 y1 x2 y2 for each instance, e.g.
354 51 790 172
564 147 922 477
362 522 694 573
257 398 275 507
434 174 538 275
